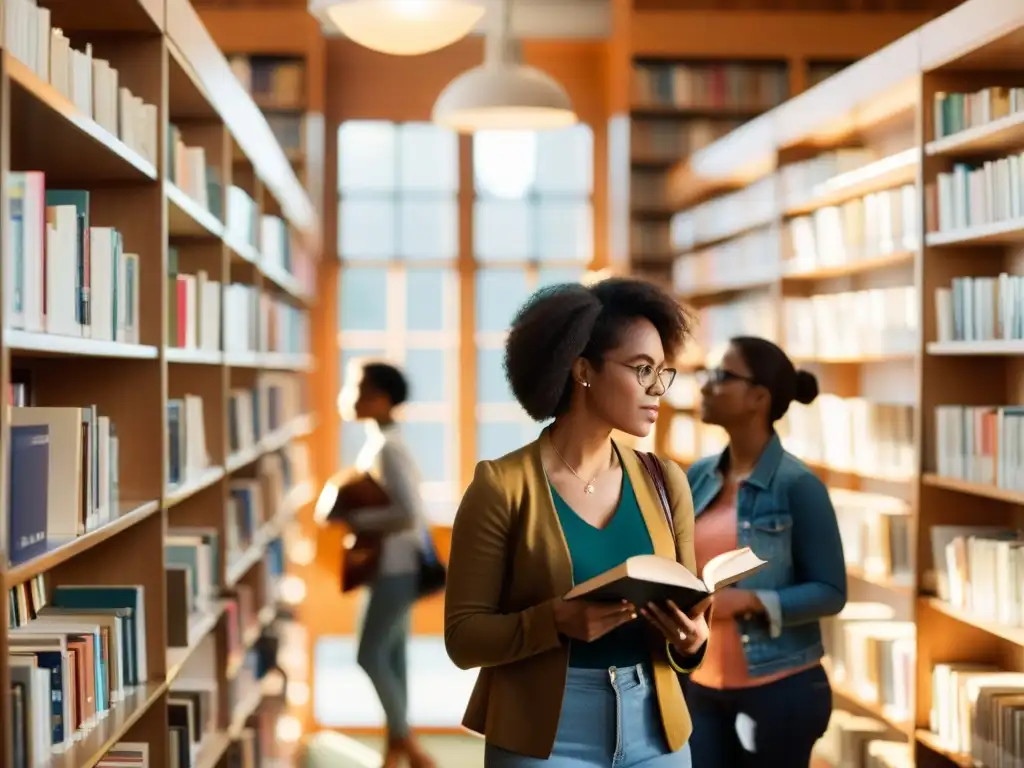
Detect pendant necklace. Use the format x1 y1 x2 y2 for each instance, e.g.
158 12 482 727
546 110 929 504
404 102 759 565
550 439 609 495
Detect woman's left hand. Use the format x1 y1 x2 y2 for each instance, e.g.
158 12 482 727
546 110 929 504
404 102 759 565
641 599 710 656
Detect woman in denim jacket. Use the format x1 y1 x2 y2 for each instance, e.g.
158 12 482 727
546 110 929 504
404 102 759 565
683 336 846 767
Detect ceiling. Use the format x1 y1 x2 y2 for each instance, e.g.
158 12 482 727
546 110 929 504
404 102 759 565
306 0 612 39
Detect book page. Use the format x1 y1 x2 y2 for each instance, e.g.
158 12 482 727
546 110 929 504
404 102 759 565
702 547 768 591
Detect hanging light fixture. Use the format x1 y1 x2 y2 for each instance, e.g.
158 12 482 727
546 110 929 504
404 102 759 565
432 0 577 133
321 0 487 56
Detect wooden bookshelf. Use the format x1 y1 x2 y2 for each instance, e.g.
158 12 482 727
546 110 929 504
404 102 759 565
604 5 930 285
1 0 320 765
654 0 1024 766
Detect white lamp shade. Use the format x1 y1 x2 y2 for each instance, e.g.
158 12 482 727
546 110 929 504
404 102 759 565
324 0 486 56
432 64 577 133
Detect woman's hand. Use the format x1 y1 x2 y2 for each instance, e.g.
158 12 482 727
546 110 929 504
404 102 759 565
553 598 637 642
641 598 710 656
710 588 763 619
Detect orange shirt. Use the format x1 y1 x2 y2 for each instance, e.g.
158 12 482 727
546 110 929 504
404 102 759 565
690 477 816 689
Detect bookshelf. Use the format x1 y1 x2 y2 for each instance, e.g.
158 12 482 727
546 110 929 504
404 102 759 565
605 6 930 286
656 0 1024 765
2 0 319 766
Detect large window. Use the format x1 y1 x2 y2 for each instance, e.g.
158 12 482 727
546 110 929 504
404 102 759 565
337 121 460 522
336 120 594 520
473 126 593 462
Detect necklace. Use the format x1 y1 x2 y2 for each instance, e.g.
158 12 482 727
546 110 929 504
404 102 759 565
550 439 610 495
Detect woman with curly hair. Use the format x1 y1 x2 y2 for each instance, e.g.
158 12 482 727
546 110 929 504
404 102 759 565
444 277 710 767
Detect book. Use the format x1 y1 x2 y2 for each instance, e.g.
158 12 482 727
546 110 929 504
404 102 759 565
564 547 768 612
315 468 390 525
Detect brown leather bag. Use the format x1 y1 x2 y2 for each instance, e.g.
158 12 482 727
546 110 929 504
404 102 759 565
341 531 383 593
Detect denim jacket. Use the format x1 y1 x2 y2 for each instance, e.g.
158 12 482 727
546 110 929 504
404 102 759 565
687 433 847 678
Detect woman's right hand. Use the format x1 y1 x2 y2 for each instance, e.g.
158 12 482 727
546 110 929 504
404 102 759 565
553 598 637 642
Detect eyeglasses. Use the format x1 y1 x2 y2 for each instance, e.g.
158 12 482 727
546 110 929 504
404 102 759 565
616 362 677 393
696 367 757 387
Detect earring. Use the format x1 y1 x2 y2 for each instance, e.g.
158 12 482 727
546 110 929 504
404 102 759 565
580 380 590 388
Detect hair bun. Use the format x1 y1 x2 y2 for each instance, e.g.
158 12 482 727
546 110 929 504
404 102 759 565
793 369 819 405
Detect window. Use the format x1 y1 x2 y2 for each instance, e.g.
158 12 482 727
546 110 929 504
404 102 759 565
472 125 593 462
335 120 595 509
336 121 460 521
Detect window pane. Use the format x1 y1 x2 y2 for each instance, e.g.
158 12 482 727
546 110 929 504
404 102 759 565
536 201 593 262
399 123 458 192
535 125 594 196
477 421 533 462
473 130 537 199
537 267 585 288
339 422 368 469
473 200 532 261
402 422 450 483
339 200 395 260
477 348 514 404
405 268 451 332
338 120 396 193
404 348 448 404
338 268 389 331
475 270 530 333
399 199 458 260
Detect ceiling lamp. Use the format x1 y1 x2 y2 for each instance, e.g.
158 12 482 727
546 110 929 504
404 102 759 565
323 0 486 56
432 0 577 133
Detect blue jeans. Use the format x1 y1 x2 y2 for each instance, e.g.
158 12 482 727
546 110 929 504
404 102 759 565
485 664 692 767
356 573 419 739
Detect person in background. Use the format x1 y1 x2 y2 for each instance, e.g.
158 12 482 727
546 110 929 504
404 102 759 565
337 361 436 768
444 278 711 768
684 336 847 767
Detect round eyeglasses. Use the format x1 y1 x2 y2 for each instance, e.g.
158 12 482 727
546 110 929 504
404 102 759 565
695 367 757 387
617 362 677 393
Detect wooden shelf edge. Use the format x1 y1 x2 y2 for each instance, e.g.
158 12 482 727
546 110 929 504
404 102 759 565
4 330 159 359
5 501 161 589
165 466 226 508
922 472 1024 504
166 601 227 683
920 596 1024 646
926 109 1024 157
927 340 1024 356
915 729 973 767
782 250 916 281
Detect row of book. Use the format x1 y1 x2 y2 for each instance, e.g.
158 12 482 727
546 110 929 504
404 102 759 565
223 285 310 357
7 403 120 568
688 294 778 361
832 489 913 585
671 175 776 252
168 248 222 352
815 710 910 768
930 662 1024 763
227 375 309 458
5 174 141 342
782 396 916 482
778 148 879 209
782 286 918 360
784 183 919 273
229 55 304 110
632 62 789 111
631 170 674 210
630 220 671 257
823 602 915 725
673 227 780 294
934 273 1024 345
931 525 1024 629
932 86 1024 142
4 0 157 165
933 405 1024 493
928 148 1024 235
168 126 223 221
630 120 742 162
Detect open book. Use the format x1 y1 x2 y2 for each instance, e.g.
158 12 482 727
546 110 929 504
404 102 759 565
564 547 767 613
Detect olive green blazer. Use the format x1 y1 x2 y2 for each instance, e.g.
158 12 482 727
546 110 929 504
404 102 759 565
444 438 702 759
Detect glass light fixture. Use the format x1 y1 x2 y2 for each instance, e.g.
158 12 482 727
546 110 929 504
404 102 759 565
322 0 487 56
432 0 577 133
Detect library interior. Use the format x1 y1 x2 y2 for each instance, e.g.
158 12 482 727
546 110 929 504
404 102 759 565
3 0 1024 766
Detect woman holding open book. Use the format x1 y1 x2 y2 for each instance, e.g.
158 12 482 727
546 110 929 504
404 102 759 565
683 337 847 767
445 277 711 767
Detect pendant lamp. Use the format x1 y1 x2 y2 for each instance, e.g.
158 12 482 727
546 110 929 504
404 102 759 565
431 0 577 133
321 0 486 56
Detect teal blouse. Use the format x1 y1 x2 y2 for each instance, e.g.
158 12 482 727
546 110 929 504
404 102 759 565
552 471 654 669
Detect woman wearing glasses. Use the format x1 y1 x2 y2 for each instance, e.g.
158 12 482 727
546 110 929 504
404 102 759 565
684 336 846 767
444 277 709 767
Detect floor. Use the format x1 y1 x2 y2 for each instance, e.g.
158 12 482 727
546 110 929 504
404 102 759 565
313 635 478 730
